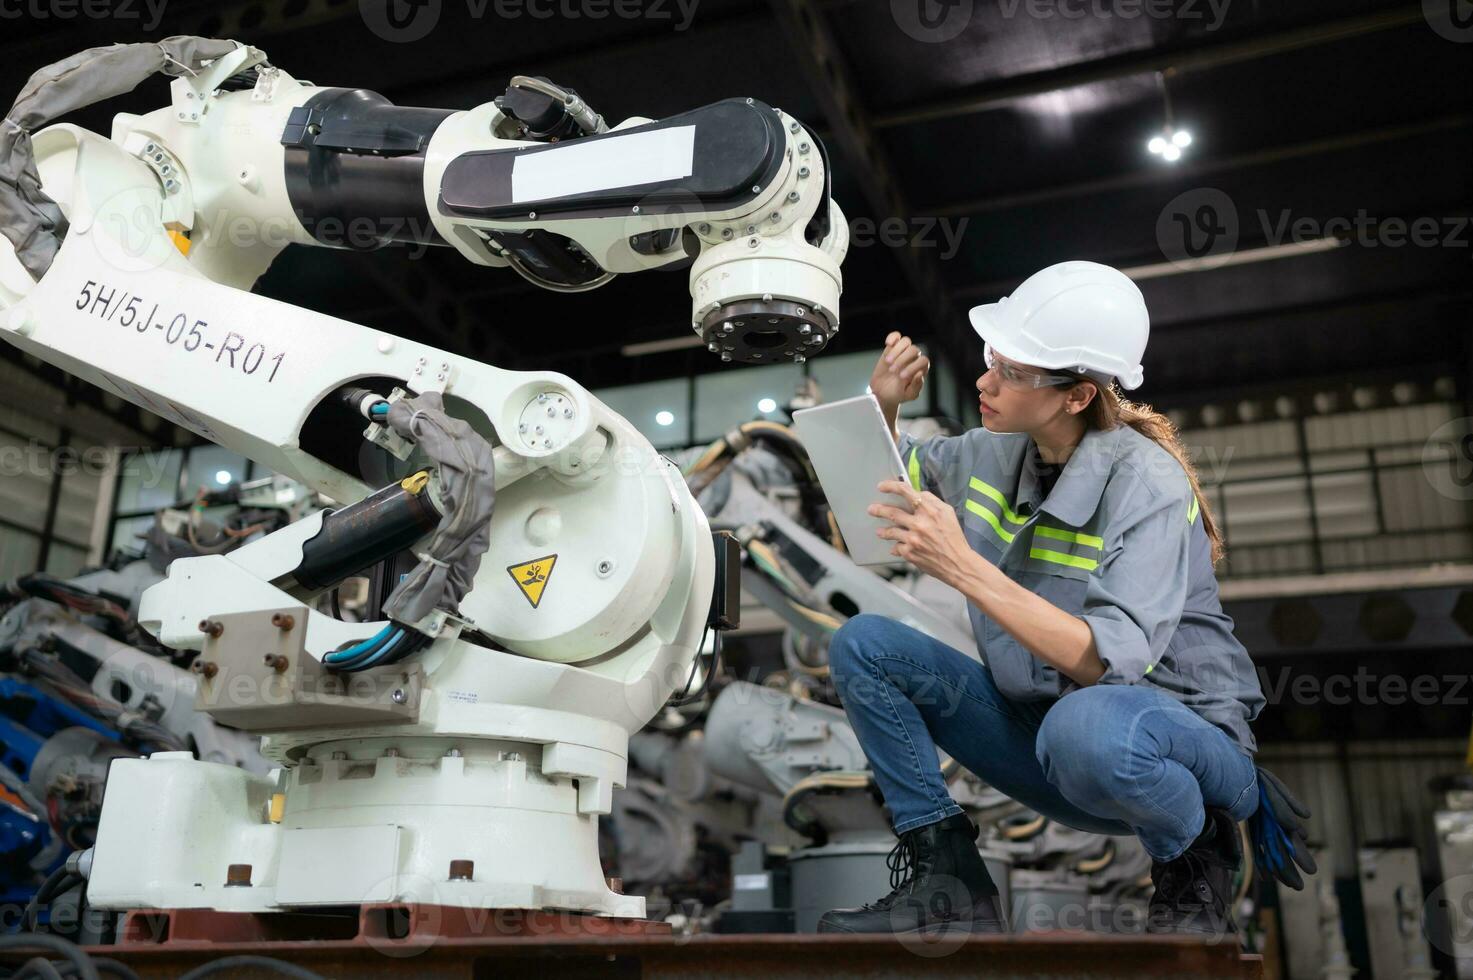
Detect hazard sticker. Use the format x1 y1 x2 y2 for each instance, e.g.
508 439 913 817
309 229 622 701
507 554 557 608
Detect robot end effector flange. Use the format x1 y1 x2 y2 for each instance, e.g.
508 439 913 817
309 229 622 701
434 79 850 365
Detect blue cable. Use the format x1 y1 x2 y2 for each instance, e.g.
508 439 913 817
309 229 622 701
328 630 402 672
324 624 392 662
345 630 406 672
324 624 394 665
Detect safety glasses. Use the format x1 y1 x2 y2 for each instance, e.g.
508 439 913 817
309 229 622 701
983 343 1080 390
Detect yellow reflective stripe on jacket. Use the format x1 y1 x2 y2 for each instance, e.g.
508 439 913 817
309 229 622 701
908 446 923 491
968 477 1027 524
1033 525 1104 550
965 499 1016 543
1028 547 1099 571
1187 494 1200 525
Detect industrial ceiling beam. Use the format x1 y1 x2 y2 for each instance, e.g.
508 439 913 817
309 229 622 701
872 5 1428 130
342 110 1470 328
382 5 770 107
0 0 358 65
924 113 1472 219
363 249 519 367
767 0 966 392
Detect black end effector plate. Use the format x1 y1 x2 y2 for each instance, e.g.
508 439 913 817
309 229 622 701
701 299 833 364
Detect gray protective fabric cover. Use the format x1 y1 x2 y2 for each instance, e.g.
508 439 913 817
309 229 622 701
382 392 497 625
1 36 238 280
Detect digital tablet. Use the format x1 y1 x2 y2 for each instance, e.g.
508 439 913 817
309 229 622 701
792 394 913 566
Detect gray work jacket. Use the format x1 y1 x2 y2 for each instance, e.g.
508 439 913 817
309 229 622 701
897 423 1265 754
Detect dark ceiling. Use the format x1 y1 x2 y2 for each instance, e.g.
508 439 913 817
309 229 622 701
2 0 1469 440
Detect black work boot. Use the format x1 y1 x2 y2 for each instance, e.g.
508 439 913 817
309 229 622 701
817 812 1007 935
1146 807 1240 936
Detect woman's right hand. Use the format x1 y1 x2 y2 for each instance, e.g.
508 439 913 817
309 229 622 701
870 332 930 417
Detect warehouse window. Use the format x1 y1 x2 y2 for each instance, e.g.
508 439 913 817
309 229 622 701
806 348 959 421
693 363 804 443
592 377 693 450
592 347 966 451
106 446 258 560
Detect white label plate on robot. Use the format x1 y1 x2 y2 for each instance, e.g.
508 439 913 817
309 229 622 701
275 824 402 905
511 126 697 202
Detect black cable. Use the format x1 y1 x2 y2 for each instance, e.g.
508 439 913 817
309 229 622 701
44 959 141 980
79 959 141 980
15 957 66 980
0 935 98 980
669 622 710 704
668 626 722 707
175 955 326 980
22 867 78 932
384 630 433 665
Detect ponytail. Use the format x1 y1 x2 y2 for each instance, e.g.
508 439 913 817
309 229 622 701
1081 382 1225 564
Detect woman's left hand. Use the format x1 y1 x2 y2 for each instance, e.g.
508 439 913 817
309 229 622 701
870 481 977 587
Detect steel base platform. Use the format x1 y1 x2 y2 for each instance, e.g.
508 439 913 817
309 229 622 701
40 904 1266 979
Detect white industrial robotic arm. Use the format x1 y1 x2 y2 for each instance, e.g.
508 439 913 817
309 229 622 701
0 43 847 356
0 39 842 918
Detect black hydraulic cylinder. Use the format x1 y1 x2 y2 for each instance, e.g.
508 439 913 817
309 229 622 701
294 473 440 590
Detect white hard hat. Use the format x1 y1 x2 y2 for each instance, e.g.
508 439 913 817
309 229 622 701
968 260 1149 390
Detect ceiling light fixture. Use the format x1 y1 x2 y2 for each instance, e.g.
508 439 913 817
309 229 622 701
1146 69 1193 164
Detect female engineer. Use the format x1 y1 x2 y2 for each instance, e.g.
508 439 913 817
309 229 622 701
816 261 1313 938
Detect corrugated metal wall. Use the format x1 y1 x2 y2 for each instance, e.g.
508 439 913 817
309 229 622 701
1257 738 1466 880
0 401 116 578
1179 398 1473 579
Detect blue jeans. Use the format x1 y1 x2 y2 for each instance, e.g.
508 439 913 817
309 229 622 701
829 614 1258 862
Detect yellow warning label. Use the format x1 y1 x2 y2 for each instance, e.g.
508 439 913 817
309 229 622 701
508 554 557 608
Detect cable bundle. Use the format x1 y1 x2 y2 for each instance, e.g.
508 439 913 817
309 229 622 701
18 649 186 753
180 488 285 554
4 575 129 626
321 623 432 673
